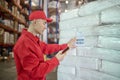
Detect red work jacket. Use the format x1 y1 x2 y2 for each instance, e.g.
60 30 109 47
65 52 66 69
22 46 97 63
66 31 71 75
13 29 67 80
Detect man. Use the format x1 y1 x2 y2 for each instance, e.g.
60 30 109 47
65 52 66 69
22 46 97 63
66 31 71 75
13 10 76 80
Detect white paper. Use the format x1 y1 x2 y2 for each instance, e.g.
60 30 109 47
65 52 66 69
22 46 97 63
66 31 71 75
76 32 85 47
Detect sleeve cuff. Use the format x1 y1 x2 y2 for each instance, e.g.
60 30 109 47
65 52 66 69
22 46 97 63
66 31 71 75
51 57 59 66
61 44 68 50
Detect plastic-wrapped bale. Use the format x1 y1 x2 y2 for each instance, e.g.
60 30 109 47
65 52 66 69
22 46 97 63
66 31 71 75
66 48 76 56
60 55 98 70
81 36 98 47
60 9 79 21
60 29 76 38
98 36 120 50
58 65 75 75
60 56 77 66
78 0 120 16
77 26 97 36
76 57 99 70
59 14 99 30
57 65 76 80
101 6 120 24
95 24 120 37
99 60 120 78
77 47 120 63
76 68 120 80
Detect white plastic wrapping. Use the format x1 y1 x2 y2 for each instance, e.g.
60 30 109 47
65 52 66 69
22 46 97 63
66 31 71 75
58 65 75 75
60 29 76 38
76 68 120 80
98 36 120 50
57 72 75 80
95 24 120 37
77 26 97 36
67 48 76 56
100 60 120 78
59 36 98 47
76 57 99 70
59 14 99 30
60 9 79 21
77 47 120 63
101 6 120 24
78 0 120 16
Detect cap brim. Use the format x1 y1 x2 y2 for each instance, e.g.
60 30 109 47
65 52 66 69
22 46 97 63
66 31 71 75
46 18 53 22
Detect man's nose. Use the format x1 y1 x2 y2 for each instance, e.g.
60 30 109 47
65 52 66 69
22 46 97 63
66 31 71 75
44 27 47 29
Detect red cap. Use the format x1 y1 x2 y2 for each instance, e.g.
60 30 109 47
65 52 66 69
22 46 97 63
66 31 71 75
29 11 52 22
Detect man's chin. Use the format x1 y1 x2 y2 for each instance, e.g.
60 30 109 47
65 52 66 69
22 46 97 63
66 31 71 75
38 31 44 35
39 32 43 35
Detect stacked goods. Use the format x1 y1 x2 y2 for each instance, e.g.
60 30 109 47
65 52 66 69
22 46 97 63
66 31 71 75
58 0 120 80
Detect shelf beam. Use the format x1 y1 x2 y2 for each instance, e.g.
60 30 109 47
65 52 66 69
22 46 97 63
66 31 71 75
0 5 28 27
0 23 20 34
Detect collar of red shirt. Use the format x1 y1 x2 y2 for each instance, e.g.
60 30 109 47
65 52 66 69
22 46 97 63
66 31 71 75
22 28 40 43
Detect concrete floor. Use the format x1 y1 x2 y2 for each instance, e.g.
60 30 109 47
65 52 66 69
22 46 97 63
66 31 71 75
0 59 57 80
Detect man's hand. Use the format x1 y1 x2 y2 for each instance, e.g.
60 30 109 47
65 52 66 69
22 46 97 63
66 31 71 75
55 51 67 61
67 37 76 48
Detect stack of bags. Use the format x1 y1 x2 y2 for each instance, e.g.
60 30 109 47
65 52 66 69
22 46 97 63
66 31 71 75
58 0 120 80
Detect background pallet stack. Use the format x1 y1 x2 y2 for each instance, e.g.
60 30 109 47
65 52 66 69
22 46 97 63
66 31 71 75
0 0 28 61
58 0 120 80
47 1 61 44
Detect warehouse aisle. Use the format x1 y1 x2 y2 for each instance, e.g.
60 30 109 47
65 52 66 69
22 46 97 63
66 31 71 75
0 60 57 80
0 60 16 80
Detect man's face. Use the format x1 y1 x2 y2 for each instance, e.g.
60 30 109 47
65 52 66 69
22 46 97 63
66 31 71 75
33 19 47 35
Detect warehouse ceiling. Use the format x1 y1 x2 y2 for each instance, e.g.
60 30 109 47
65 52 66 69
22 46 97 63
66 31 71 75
24 0 97 12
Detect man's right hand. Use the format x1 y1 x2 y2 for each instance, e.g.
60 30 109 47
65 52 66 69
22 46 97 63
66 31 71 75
55 51 67 61
67 37 76 48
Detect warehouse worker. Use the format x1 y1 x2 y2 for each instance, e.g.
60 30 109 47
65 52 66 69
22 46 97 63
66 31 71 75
13 10 76 80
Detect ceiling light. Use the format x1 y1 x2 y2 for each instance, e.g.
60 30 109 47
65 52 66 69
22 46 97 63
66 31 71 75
32 2 36 6
65 0 69 4
78 1 82 5
58 9 61 13
65 9 68 12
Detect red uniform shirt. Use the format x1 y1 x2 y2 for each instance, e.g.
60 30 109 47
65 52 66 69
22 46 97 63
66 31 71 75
13 29 67 80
